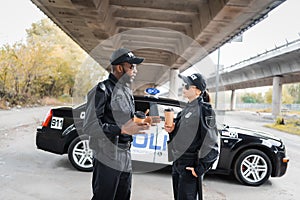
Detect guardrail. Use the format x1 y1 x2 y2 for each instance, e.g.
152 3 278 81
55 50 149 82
221 103 300 111
220 36 300 73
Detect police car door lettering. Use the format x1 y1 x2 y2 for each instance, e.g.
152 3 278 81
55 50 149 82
132 133 168 151
162 135 167 150
132 134 148 148
149 134 160 150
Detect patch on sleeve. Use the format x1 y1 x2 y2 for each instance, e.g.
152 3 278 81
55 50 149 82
205 115 216 128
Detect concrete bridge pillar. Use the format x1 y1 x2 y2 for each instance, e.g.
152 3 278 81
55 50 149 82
272 76 282 117
169 69 179 99
230 90 236 111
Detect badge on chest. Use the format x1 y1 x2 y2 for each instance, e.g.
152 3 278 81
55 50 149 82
184 112 193 118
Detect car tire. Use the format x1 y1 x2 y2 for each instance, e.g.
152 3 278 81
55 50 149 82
68 135 93 172
234 149 272 186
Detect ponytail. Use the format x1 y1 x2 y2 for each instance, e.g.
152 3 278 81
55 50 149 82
202 90 211 103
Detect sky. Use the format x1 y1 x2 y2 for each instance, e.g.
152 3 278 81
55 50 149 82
211 0 300 68
0 1 45 46
1 0 299 64
0 0 299 93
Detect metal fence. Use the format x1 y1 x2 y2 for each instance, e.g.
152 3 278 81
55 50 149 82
233 103 300 111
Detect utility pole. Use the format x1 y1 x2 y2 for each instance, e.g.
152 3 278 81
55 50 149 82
214 34 243 110
215 48 220 110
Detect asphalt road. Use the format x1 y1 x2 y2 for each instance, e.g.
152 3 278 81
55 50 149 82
0 107 299 200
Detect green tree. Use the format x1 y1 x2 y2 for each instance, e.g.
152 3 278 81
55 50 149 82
265 88 272 104
0 18 107 106
241 92 264 103
264 86 294 104
287 83 300 103
282 85 293 104
73 57 108 104
25 18 87 98
0 46 12 96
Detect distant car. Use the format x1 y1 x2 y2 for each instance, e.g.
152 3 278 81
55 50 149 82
36 96 289 186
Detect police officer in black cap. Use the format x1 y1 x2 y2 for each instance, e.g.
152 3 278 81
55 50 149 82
165 73 219 200
84 48 150 200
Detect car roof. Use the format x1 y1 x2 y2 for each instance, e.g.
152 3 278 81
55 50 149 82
72 95 186 109
134 95 186 107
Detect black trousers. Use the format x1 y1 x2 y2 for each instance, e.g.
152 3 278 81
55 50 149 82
172 159 202 200
91 149 132 200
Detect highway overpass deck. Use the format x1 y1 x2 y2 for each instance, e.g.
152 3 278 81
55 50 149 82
207 37 300 116
31 0 285 94
207 38 300 91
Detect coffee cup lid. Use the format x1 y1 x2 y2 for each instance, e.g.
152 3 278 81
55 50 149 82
134 111 146 119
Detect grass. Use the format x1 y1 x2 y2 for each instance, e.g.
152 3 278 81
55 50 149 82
0 96 72 110
265 118 300 136
242 108 300 135
0 99 8 109
42 96 73 105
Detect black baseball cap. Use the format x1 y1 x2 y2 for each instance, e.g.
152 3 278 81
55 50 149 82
110 48 144 65
178 73 207 91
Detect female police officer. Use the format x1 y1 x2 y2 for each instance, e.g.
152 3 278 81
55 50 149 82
165 73 219 200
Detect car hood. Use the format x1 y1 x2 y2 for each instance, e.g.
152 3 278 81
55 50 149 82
227 126 281 142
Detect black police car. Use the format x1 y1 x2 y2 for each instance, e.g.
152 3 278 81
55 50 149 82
36 96 289 186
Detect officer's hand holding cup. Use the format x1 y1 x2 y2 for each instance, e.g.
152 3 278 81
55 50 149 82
133 111 146 123
142 109 161 126
134 111 157 126
122 111 150 135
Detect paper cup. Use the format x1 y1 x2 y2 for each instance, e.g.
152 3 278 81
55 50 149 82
133 111 146 123
164 108 174 126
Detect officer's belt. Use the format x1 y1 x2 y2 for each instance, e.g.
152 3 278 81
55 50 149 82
117 141 131 150
173 150 198 160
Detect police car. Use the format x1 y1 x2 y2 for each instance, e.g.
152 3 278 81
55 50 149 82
36 95 289 186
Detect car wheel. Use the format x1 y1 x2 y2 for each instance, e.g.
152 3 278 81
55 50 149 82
234 149 271 186
68 135 93 172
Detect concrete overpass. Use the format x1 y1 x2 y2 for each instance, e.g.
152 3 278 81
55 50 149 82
207 38 300 116
31 0 285 95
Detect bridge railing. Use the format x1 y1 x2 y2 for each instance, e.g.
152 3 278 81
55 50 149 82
220 36 300 73
222 103 300 111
